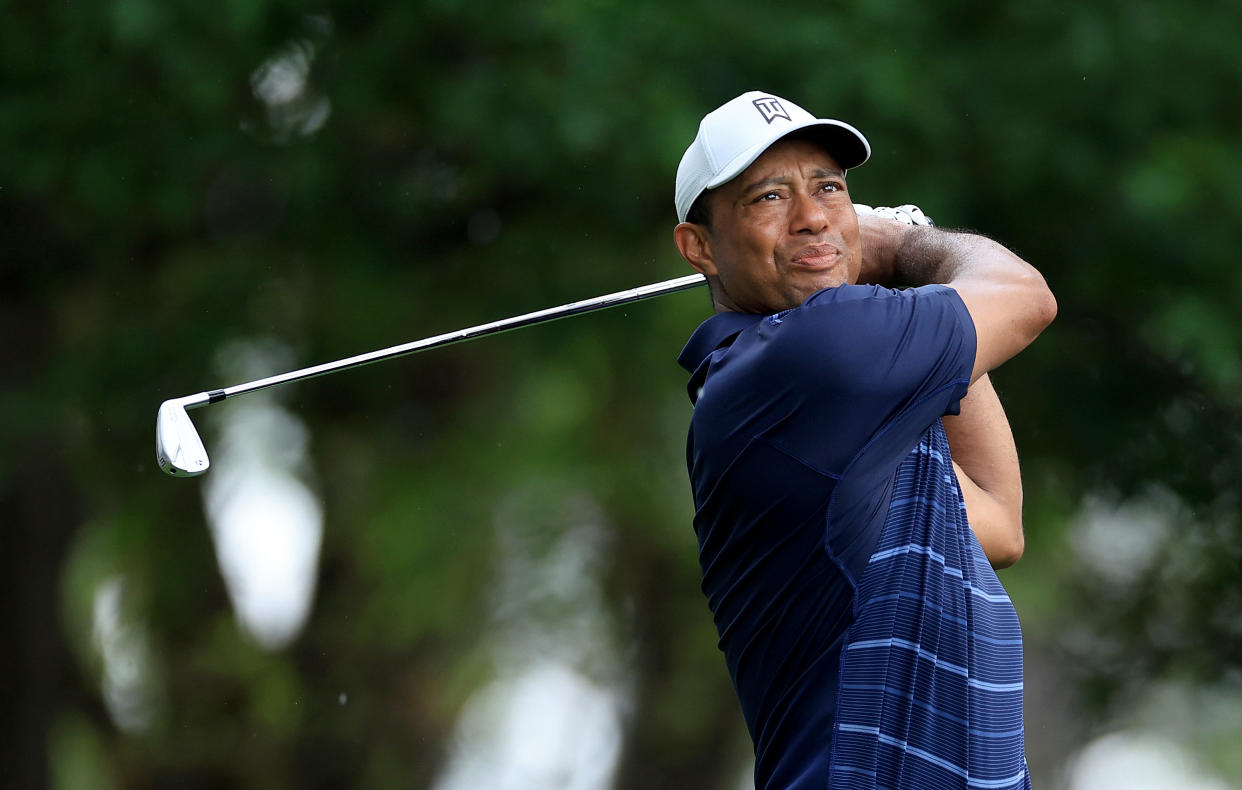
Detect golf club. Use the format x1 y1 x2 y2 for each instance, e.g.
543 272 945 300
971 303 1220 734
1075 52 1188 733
156 272 707 476
157 203 931 477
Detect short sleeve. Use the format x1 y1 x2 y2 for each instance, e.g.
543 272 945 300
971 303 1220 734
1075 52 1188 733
759 284 976 476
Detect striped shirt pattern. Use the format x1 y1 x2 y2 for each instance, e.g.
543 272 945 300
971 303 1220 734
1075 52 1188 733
830 423 1030 789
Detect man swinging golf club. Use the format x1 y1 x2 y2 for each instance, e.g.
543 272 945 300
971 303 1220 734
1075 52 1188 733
673 91 1056 789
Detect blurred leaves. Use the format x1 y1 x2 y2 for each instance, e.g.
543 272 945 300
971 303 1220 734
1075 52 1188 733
4 0 1242 787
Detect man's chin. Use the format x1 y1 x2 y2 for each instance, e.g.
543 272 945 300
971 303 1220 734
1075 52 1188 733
793 274 848 304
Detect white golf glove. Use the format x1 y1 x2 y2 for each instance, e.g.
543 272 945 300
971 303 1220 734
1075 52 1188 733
853 203 935 227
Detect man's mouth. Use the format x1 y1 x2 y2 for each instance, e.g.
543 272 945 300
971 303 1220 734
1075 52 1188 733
790 245 841 269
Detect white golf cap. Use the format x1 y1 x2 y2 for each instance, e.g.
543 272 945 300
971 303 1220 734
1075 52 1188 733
674 91 871 222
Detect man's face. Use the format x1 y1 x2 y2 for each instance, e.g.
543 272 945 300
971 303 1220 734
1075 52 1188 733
678 137 862 314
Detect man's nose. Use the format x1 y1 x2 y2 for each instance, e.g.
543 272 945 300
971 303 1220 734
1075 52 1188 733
789 193 829 235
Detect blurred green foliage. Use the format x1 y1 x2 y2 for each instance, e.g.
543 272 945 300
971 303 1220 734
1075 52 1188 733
4 0 1241 787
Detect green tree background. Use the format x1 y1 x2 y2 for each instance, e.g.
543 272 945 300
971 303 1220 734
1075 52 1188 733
4 0 1241 787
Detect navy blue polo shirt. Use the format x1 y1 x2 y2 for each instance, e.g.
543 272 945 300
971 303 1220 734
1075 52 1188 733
679 284 1030 790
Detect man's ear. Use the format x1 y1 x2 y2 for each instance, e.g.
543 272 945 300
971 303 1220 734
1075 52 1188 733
673 222 717 277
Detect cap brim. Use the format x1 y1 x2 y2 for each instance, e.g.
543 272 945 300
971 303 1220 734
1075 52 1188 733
704 119 871 191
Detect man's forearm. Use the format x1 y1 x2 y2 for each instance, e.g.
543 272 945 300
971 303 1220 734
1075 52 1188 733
860 219 999 288
891 226 982 287
859 214 1056 381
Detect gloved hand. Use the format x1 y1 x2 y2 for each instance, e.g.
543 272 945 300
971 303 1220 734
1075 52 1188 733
853 203 935 227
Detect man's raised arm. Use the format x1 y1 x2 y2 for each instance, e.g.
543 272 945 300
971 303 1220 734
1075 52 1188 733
860 218 1057 381
859 215 1054 569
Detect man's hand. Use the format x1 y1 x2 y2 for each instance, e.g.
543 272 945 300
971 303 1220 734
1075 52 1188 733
854 204 934 227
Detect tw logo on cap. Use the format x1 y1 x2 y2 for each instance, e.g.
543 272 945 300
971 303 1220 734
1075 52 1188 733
752 97 791 124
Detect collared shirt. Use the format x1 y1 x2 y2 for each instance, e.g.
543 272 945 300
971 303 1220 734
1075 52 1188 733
678 284 1030 790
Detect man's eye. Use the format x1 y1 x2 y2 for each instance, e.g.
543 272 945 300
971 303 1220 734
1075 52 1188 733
757 191 780 202
819 183 843 193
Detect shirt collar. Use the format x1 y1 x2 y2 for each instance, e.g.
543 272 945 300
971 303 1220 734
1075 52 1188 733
677 311 764 372
677 311 765 403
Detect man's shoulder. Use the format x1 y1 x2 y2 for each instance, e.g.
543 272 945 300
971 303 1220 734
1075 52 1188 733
769 283 970 356
724 283 973 408
796 282 960 315
680 283 972 402
757 284 951 352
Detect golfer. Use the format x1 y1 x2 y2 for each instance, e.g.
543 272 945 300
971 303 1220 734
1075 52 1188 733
673 92 1055 789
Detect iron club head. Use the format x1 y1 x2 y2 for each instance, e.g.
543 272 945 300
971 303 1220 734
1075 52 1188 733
156 393 212 476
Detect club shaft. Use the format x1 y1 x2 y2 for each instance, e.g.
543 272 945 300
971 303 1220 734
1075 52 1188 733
197 273 706 407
